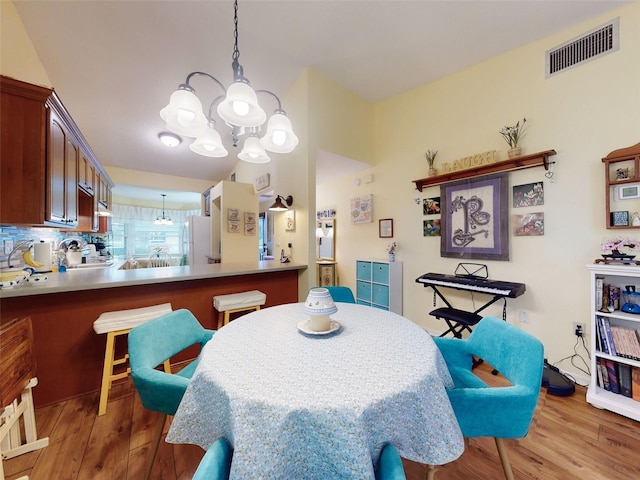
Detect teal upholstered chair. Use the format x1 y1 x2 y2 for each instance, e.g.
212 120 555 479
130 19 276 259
433 316 544 480
128 309 214 480
192 438 233 480
375 443 406 480
324 286 356 303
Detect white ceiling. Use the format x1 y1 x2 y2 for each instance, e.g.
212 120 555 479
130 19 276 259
13 0 630 201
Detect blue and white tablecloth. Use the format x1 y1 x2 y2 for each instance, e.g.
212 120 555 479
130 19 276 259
166 303 463 479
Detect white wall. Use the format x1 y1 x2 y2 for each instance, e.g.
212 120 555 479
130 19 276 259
318 3 640 380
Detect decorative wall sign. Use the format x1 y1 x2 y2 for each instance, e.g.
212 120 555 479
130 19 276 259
440 173 509 261
244 223 256 235
350 194 373 224
513 182 544 208
255 173 271 191
423 197 441 215
439 150 498 175
245 212 256 223
228 221 240 233
513 212 544 236
423 219 441 236
227 209 239 221
285 210 295 231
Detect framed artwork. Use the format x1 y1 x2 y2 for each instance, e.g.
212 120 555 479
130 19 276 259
513 182 544 208
227 208 239 221
227 221 240 233
379 218 393 238
245 212 256 224
440 173 509 261
285 210 295 231
513 212 544 236
244 223 256 235
350 194 373 224
423 197 441 215
423 219 441 236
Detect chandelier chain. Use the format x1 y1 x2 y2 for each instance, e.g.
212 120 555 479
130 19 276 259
232 0 239 62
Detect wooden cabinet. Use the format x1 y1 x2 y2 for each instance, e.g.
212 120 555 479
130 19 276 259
47 108 78 227
602 143 640 229
355 259 403 314
0 75 112 229
586 264 640 421
79 154 96 195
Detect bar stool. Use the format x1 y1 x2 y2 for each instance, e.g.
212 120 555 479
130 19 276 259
93 303 173 416
213 290 266 329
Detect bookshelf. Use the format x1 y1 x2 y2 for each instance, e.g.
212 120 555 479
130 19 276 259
587 263 640 421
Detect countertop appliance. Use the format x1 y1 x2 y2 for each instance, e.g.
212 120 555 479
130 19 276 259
187 215 212 266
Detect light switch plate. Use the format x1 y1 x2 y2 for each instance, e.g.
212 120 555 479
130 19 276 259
4 239 14 254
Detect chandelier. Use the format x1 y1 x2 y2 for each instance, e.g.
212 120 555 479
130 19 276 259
154 194 173 225
160 0 298 163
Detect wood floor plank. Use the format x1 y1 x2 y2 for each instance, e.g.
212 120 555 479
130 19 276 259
28 393 97 480
76 394 134 479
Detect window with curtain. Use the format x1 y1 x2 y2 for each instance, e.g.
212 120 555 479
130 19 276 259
110 204 200 259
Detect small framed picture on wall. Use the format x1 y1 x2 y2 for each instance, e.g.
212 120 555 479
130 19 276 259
379 218 393 238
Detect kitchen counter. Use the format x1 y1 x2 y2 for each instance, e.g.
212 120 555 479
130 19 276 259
0 260 306 298
1 260 306 407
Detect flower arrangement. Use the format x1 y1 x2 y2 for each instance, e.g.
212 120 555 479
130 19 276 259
425 149 438 167
386 242 398 254
499 118 527 148
601 238 640 254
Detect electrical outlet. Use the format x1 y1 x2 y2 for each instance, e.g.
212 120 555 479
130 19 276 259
519 310 530 323
3 239 14 254
573 322 585 337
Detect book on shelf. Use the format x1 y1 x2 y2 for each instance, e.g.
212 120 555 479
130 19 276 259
632 367 640 402
603 318 617 357
596 316 613 355
596 276 604 310
618 364 633 398
605 359 620 394
598 358 611 391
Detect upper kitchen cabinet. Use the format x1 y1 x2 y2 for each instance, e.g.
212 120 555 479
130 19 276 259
0 76 113 230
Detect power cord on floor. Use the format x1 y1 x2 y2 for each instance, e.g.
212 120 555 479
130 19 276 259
552 335 591 387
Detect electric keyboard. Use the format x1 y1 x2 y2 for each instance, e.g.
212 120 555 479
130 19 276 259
416 272 526 298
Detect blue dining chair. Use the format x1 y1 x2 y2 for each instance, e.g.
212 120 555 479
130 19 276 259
128 309 215 480
192 438 233 480
323 286 356 303
433 316 544 480
375 443 406 479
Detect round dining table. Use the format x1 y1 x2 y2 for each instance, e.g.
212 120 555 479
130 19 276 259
166 302 463 479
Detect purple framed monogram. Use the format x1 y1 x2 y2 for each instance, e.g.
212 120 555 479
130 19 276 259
440 173 509 261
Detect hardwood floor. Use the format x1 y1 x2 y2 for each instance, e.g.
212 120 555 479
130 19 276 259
4 363 639 480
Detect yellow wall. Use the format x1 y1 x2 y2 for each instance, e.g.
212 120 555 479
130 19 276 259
318 2 640 381
0 0 50 86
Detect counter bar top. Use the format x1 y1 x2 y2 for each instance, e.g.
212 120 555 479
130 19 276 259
0 261 306 298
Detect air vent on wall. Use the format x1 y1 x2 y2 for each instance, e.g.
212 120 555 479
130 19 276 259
546 17 619 78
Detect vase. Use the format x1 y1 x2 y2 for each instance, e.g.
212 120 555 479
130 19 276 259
428 167 437 176
508 146 522 158
388 253 395 262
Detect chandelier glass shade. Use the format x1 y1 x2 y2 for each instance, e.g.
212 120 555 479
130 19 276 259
159 0 298 162
238 135 271 164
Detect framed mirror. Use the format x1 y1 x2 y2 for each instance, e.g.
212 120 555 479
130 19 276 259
316 219 335 260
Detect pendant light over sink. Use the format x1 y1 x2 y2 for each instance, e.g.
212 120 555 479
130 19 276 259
159 0 298 162
154 194 173 225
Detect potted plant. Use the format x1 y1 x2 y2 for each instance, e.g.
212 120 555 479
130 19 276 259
500 118 527 158
425 149 438 176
